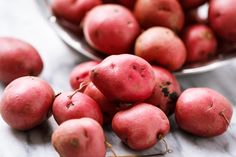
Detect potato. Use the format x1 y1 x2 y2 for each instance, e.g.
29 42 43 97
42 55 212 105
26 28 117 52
183 24 217 63
90 54 156 102
0 76 54 130
179 0 208 9
146 66 181 116
52 91 103 125
135 27 187 71
83 4 140 55
0 37 43 85
69 61 99 90
112 103 170 150
84 82 118 125
134 0 185 32
51 0 102 24
52 118 106 157
175 88 233 137
209 0 236 42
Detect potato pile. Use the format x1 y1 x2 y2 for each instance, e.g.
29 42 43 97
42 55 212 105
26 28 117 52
0 0 235 157
53 0 236 71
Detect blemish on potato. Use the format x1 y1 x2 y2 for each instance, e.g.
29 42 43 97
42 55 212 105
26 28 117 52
70 138 79 148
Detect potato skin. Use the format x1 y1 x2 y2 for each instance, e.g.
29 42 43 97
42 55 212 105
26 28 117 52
112 103 170 150
83 4 140 55
134 0 185 32
146 66 181 116
52 118 106 157
51 0 102 24
0 76 54 130
90 54 156 102
52 91 103 125
69 61 99 90
135 27 187 71
116 0 137 9
83 82 118 125
209 0 236 42
183 24 217 63
175 88 233 137
0 37 43 85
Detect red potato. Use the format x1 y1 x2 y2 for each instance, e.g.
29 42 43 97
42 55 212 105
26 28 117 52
116 0 137 10
179 0 208 9
135 27 187 71
52 118 106 157
112 103 170 150
69 61 99 90
84 82 118 124
134 0 185 32
183 24 217 63
52 91 103 125
83 4 141 55
146 66 181 116
175 88 233 137
0 37 43 85
209 0 236 42
90 54 156 102
51 0 102 24
0 76 54 130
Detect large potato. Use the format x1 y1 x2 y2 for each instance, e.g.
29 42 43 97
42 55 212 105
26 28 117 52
175 88 233 137
90 54 156 102
83 4 140 55
0 37 43 85
0 76 54 130
209 0 236 42
134 0 185 32
135 27 187 71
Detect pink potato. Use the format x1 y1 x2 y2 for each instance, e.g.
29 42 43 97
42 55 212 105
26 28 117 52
183 24 217 63
51 0 102 24
84 82 118 124
0 37 43 85
69 61 99 90
52 91 103 125
112 103 170 150
134 0 185 32
209 0 236 42
0 76 54 130
175 88 233 137
135 27 187 71
52 118 106 157
146 66 181 116
90 54 156 102
179 0 208 9
83 4 141 55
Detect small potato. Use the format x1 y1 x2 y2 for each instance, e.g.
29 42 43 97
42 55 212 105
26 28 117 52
183 24 217 63
52 118 106 157
179 0 208 9
51 0 102 24
134 0 185 32
90 54 156 102
0 76 54 130
112 103 170 150
84 82 118 124
69 61 99 90
0 37 43 85
146 66 181 116
135 27 187 71
52 91 103 125
83 4 140 55
209 0 236 42
175 88 233 137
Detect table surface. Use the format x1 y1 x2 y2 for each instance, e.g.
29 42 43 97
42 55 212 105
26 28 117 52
0 1 236 157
